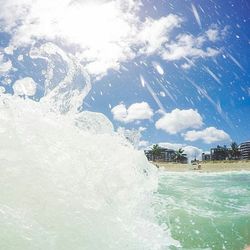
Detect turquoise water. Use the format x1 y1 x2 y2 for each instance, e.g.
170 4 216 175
154 171 250 250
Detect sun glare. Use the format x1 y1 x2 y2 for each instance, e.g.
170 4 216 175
29 0 135 75
53 2 130 50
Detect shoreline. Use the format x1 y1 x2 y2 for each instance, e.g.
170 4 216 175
151 161 250 172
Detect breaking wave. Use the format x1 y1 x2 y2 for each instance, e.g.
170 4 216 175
0 42 178 250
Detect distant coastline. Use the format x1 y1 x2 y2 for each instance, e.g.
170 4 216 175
152 160 250 172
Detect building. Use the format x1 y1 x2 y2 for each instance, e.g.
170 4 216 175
144 148 187 163
239 141 250 160
202 153 211 161
179 154 188 164
161 148 176 162
144 148 176 162
210 146 230 161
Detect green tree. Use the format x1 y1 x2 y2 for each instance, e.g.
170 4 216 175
175 148 186 163
231 142 240 160
151 144 162 161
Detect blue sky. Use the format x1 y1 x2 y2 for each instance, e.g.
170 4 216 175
0 0 249 157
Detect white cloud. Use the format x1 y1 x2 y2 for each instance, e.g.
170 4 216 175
13 77 37 96
155 108 203 134
0 0 140 76
138 140 149 148
157 142 183 150
206 25 228 42
162 33 220 61
137 14 183 55
206 28 219 42
112 104 127 122
0 0 224 77
183 127 231 144
111 102 153 123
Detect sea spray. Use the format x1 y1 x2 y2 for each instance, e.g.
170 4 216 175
30 42 92 114
0 93 178 249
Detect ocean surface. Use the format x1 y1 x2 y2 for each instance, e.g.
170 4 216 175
154 171 250 250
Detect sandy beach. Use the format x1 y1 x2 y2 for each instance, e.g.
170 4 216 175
153 161 250 172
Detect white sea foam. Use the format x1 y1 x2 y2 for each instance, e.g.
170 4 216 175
0 51 178 249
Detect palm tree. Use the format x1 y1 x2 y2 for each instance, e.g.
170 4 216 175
231 142 240 160
151 144 162 161
175 148 186 163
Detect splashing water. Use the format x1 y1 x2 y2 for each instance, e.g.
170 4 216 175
0 43 179 250
30 42 92 114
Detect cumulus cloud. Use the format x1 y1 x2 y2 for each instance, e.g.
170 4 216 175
206 25 228 42
155 108 203 134
137 14 183 55
138 140 149 148
155 142 182 151
111 102 153 123
206 28 219 42
13 77 37 96
0 0 224 77
183 127 231 144
162 33 219 61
